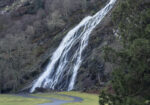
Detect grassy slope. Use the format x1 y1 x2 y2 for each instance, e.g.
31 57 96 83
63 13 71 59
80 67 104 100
0 94 51 105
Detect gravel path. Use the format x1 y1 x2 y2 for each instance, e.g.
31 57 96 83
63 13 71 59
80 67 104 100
17 93 83 105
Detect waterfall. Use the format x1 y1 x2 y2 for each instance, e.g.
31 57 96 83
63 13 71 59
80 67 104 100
30 0 117 93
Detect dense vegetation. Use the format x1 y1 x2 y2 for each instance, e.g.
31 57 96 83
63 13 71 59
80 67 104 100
99 0 150 105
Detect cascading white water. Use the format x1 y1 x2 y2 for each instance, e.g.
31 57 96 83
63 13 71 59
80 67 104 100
30 0 117 93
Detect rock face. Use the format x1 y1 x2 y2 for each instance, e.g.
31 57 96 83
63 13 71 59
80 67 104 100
0 0 118 93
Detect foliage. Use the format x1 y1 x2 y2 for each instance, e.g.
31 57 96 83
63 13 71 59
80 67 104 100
100 0 150 105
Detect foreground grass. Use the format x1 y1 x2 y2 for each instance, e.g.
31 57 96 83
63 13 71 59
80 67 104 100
0 94 51 105
32 93 73 101
0 92 99 105
60 91 99 105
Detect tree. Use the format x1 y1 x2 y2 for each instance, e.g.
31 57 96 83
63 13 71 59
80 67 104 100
99 0 150 105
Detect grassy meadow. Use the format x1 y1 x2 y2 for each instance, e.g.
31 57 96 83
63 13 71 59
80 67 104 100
0 94 51 105
0 92 99 105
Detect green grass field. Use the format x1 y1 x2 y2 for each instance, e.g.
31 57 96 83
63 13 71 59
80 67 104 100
0 94 51 105
0 92 99 105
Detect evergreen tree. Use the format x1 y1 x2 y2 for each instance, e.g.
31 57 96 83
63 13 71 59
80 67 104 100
99 0 150 104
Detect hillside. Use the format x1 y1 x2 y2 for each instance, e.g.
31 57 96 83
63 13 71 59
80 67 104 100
0 2 149 105
0 0 150 105
0 0 112 93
